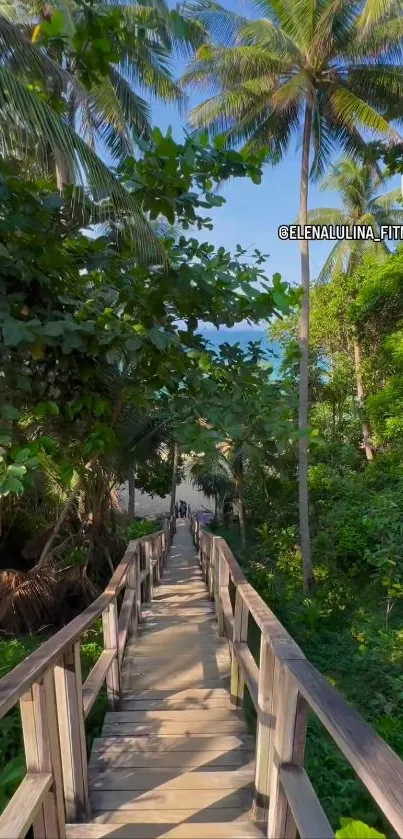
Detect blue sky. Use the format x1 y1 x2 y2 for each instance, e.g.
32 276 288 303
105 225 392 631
140 0 401 296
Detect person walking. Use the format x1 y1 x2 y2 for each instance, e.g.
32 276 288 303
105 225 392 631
175 501 179 518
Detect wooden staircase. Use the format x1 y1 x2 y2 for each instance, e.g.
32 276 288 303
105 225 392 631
76 521 263 837
1 515 403 839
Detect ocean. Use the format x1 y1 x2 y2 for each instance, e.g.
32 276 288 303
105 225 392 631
198 327 282 372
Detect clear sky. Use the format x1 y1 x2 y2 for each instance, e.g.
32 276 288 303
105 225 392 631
141 0 401 292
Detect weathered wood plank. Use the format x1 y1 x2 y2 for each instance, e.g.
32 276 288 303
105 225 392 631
90 788 253 812
82 650 116 719
253 636 275 822
0 773 52 839
91 735 255 753
101 719 247 736
91 808 254 825
67 821 264 838
89 750 254 771
233 642 258 710
287 657 403 837
231 590 249 707
54 644 90 822
89 767 255 791
279 765 334 839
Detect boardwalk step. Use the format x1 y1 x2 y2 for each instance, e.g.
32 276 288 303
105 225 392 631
102 712 247 737
85 522 256 838
116 709 244 721
67 821 264 837
89 767 255 791
90 747 254 771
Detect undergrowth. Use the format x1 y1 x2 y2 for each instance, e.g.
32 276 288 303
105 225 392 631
211 523 403 837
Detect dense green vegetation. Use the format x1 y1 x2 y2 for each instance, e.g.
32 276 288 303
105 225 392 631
2 0 403 835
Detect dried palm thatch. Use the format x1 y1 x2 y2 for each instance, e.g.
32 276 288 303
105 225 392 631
0 556 98 634
0 561 58 634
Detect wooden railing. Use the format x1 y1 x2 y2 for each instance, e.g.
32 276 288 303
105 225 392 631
191 517 403 839
0 517 175 839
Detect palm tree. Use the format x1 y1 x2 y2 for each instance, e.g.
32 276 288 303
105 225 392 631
309 158 403 283
309 157 403 461
183 0 403 590
190 455 235 523
0 0 204 253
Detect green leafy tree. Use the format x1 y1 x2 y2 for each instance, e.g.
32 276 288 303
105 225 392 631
308 157 403 460
0 0 204 247
183 0 403 589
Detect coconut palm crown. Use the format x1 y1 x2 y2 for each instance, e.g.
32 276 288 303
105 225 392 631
309 158 403 282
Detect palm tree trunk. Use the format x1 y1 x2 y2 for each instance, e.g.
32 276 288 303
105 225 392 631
234 461 246 548
128 472 135 520
298 101 314 592
169 443 179 518
353 335 374 461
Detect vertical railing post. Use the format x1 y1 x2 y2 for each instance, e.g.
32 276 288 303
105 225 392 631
161 531 166 573
127 555 138 637
230 587 249 706
217 549 230 637
20 671 66 838
144 540 153 602
253 635 275 822
211 537 219 605
207 538 214 600
267 663 308 839
102 598 121 709
136 546 142 625
54 643 89 822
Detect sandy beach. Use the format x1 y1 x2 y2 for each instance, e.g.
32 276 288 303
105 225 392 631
119 477 214 520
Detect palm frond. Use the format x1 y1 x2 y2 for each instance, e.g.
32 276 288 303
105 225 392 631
0 67 161 263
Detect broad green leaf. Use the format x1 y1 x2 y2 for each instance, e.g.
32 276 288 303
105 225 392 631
336 820 386 838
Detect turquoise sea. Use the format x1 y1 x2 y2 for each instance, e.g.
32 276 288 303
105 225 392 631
198 327 282 372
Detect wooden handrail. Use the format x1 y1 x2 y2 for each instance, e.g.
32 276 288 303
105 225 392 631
0 516 175 839
192 516 403 839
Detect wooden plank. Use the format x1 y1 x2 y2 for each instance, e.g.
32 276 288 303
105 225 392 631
82 651 116 719
20 672 66 839
102 599 120 709
54 644 90 822
91 735 255 753
253 636 275 822
90 787 253 812
233 643 258 710
217 548 230 637
90 749 254 771
67 821 264 838
279 765 334 839
0 773 52 839
122 677 230 691
89 766 255 791
120 698 233 710
221 589 234 639
111 709 244 722
231 590 249 707
267 664 307 839
287 657 403 837
91 808 254 825
117 586 136 664
101 719 247 736
120 689 231 702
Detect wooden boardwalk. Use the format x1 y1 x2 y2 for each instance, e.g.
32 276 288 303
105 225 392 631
85 521 263 837
2 517 403 839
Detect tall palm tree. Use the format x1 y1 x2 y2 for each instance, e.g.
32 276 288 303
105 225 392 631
309 157 403 460
309 158 403 283
183 0 403 590
0 0 204 253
